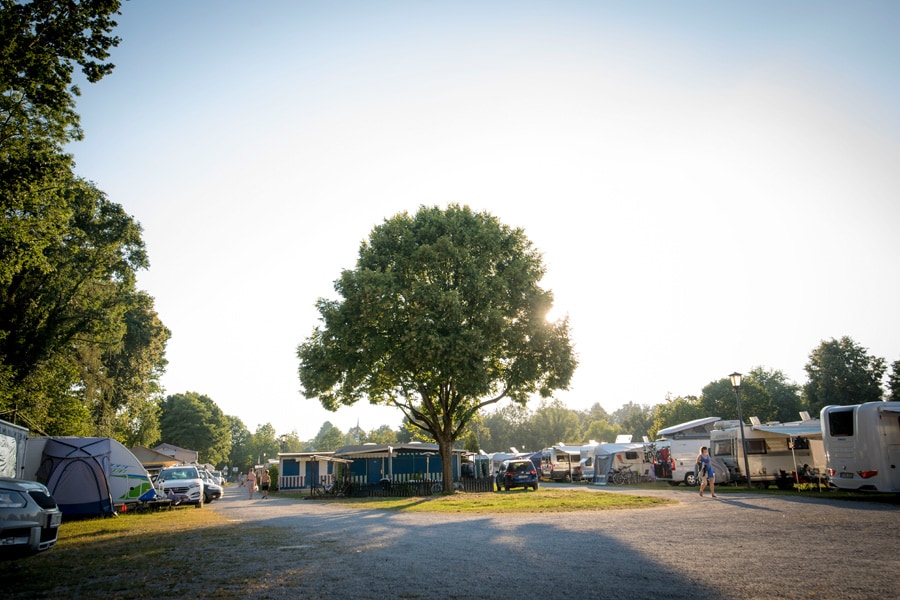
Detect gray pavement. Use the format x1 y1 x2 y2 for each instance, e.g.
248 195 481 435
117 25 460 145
213 482 899 599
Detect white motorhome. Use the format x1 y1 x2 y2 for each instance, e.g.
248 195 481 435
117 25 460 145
821 401 900 493
540 445 583 481
709 417 824 489
653 417 720 486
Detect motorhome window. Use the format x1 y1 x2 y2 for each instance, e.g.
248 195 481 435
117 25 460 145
625 452 638 460
827 409 854 437
713 440 733 456
792 437 809 450
747 440 767 454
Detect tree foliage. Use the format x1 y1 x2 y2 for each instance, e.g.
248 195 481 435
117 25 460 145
158 392 231 466
298 205 577 490
649 395 703 439
1 1 168 441
888 360 900 403
803 336 885 415
0 0 122 151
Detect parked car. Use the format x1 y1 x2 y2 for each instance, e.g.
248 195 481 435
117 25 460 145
0 477 62 560
155 465 205 507
200 470 223 503
496 459 540 491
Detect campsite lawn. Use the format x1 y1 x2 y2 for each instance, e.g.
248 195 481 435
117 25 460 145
0 506 278 598
322 488 674 512
0 489 665 598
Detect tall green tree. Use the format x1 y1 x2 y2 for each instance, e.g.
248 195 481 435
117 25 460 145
1 0 123 287
1 1 167 439
298 205 577 491
649 394 703 439
158 392 231 466
803 337 886 415
1 178 158 435
312 421 346 452
612 402 654 443
482 403 532 453
531 399 580 449
886 360 900 403
582 418 622 445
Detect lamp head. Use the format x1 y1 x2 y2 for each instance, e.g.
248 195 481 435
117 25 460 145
729 372 743 388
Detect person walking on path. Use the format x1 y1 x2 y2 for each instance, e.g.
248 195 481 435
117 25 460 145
696 446 716 497
247 469 257 500
260 469 271 499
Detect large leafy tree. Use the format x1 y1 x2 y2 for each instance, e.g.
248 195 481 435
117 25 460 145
803 336 886 415
888 360 900 403
612 402 653 443
531 399 580 449
158 393 231 466
649 395 703 439
1 1 168 439
1 0 123 283
700 367 804 425
298 205 577 491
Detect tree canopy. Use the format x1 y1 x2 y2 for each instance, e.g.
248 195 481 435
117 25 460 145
298 204 577 490
158 392 231 466
803 336 886 415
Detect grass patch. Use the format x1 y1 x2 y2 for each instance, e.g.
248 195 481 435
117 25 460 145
0 506 303 599
314 488 674 513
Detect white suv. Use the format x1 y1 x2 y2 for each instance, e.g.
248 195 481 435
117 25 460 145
155 466 205 507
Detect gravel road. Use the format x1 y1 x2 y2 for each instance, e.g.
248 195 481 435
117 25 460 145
212 483 898 599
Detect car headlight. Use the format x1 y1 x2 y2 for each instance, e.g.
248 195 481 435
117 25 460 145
0 490 28 509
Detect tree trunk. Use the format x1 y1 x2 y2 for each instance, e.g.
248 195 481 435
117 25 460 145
438 437 454 493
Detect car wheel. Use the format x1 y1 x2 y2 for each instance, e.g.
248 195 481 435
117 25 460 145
685 473 697 486
533 483 539 491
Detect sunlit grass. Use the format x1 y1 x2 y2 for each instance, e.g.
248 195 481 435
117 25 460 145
321 488 674 512
0 506 280 599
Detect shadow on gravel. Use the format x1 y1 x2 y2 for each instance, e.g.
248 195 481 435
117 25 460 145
221 497 727 600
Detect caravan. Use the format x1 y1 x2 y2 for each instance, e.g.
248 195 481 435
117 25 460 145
591 442 648 485
821 401 900 492
653 417 720 486
709 417 824 489
22 437 154 516
0 418 29 478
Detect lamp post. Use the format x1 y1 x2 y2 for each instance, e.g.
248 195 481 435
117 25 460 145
729 372 753 489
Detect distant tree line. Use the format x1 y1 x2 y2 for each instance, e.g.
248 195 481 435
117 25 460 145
164 335 900 471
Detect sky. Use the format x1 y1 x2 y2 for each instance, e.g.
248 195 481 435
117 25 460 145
69 1 900 442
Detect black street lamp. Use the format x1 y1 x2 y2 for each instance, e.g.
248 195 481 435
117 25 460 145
729 372 753 489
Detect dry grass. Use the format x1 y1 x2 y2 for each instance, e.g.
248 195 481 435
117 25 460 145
0 505 312 599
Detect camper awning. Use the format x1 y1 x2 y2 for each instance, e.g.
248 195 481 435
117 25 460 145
880 405 900 414
752 421 822 438
594 443 644 458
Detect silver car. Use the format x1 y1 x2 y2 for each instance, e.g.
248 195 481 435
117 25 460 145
0 477 62 560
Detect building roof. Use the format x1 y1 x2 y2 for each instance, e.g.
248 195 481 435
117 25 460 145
333 443 466 457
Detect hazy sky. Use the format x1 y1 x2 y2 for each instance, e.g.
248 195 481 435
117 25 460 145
70 1 900 441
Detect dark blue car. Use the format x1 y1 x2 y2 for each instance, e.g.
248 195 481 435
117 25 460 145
496 459 539 492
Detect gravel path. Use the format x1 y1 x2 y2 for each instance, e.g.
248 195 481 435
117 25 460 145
212 483 899 599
